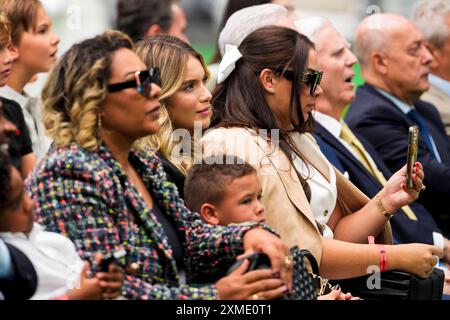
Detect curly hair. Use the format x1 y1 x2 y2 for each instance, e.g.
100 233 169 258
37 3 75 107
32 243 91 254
41 30 134 151
0 151 12 214
135 35 210 175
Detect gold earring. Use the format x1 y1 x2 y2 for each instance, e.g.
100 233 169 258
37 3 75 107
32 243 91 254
97 114 102 129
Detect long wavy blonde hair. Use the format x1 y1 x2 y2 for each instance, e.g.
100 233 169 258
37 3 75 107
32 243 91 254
135 35 210 175
41 30 133 150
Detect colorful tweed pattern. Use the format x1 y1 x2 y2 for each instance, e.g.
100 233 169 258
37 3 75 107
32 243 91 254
25 143 263 300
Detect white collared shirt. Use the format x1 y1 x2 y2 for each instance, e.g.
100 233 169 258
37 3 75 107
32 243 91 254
0 223 84 300
0 86 51 159
314 111 385 177
314 111 360 159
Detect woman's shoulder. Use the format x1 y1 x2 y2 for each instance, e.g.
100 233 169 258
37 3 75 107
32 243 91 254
28 144 115 186
202 127 261 146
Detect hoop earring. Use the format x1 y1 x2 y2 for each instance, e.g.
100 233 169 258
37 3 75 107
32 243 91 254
97 114 102 129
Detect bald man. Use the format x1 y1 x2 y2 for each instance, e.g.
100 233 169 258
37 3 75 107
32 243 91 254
346 14 450 236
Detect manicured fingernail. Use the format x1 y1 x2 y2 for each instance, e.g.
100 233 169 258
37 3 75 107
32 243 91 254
15 129 20 136
272 272 280 278
415 167 419 173
283 285 290 294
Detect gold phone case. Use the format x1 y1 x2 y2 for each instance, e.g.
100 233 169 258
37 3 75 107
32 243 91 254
406 126 419 189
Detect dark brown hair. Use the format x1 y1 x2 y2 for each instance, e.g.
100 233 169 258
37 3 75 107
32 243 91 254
0 0 42 45
211 26 315 198
184 155 256 213
116 0 175 42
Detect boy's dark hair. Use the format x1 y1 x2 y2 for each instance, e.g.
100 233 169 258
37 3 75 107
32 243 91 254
184 155 256 213
116 0 174 42
0 151 12 214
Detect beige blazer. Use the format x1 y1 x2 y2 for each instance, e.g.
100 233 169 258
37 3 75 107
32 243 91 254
421 82 450 136
201 127 393 264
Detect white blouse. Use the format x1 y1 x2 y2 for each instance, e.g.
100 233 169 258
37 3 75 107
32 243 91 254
0 223 84 300
292 139 337 239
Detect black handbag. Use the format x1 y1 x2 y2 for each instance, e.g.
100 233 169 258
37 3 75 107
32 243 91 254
333 268 445 300
225 246 318 300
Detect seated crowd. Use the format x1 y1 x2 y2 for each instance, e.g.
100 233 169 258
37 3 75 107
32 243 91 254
0 0 450 300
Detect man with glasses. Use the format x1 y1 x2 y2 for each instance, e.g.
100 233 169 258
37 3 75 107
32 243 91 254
346 14 450 241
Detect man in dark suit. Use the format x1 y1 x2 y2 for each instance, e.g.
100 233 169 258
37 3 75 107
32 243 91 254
345 14 450 239
296 16 449 254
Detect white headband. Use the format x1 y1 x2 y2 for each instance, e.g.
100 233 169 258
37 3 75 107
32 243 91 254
217 44 243 84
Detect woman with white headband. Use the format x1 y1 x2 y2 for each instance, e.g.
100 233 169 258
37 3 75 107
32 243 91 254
202 25 442 281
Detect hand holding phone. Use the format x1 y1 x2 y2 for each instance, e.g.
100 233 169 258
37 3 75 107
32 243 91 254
406 126 419 189
92 250 126 274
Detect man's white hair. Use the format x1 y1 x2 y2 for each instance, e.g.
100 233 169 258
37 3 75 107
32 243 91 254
294 16 332 44
411 0 450 49
218 3 289 56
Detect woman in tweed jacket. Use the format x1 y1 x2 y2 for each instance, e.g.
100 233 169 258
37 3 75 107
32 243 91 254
25 31 292 300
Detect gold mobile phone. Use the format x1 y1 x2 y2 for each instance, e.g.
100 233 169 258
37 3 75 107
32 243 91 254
406 126 419 189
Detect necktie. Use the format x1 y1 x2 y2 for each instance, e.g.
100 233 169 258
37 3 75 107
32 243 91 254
340 122 417 221
407 109 442 163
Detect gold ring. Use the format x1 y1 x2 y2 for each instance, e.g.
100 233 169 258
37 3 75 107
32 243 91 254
415 184 426 192
284 255 293 269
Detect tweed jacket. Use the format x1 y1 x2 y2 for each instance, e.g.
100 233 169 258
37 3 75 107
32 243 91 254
25 143 261 300
202 127 393 264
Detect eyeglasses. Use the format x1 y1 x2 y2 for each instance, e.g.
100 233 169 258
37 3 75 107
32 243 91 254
107 68 162 97
276 68 323 96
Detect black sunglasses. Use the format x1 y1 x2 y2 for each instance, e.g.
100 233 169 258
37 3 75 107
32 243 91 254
107 68 162 97
276 68 323 96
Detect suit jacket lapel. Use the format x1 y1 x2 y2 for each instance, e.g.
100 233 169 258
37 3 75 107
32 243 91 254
315 123 377 183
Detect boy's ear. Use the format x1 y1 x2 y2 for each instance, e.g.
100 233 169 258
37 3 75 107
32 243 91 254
8 44 19 61
199 203 220 225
